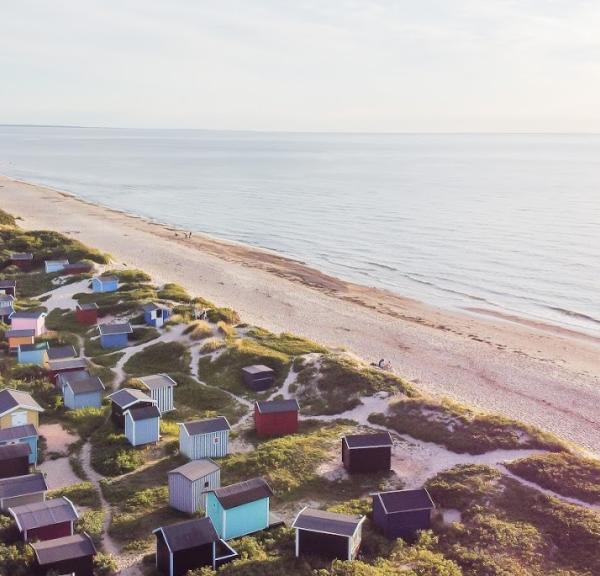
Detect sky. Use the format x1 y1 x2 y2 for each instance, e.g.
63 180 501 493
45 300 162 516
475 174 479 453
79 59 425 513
2 0 600 132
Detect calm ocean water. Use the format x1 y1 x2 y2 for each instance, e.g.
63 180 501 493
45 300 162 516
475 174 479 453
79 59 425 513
1 126 599 335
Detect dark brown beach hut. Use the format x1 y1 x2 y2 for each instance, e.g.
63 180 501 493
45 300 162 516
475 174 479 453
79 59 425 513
30 532 96 576
0 443 31 479
342 432 393 474
372 488 435 540
242 365 275 391
108 387 157 428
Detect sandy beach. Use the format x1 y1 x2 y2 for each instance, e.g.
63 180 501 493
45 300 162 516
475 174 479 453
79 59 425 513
1 175 599 454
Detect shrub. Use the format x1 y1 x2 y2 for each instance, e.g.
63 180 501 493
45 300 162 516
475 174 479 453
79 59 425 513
49 482 101 508
93 553 118 576
157 283 191 302
248 327 327 356
123 342 190 376
217 320 236 338
207 307 240 324
0 209 16 227
65 407 108 439
184 320 214 340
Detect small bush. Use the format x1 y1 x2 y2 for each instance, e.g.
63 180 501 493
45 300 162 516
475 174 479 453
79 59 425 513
50 482 101 509
157 283 191 302
217 320 236 338
184 320 214 340
93 553 118 576
207 307 240 324
200 337 226 353
123 341 190 376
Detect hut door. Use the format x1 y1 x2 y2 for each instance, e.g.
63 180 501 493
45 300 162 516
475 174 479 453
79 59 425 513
11 411 28 426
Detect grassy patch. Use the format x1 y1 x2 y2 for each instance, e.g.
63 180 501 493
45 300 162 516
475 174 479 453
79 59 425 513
157 283 191 302
49 482 101 508
184 320 214 340
248 327 327 356
64 407 109 439
130 326 160 345
200 337 226 353
123 341 190 376
0 209 16 226
207 306 240 324
45 308 91 335
75 281 157 316
91 351 125 368
90 421 147 477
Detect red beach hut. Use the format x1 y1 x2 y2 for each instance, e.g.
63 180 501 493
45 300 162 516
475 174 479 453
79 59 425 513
75 303 99 325
254 399 300 437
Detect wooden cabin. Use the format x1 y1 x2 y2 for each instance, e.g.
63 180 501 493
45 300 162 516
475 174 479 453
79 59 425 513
0 388 44 430
206 478 273 540
342 432 393 474
153 517 237 576
9 497 79 542
108 388 157 428
62 372 105 410
10 311 47 336
143 303 172 328
124 405 161 447
30 532 96 576
179 417 231 460
372 489 435 540
63 262 93 275
168 459 220 514
241 365 275 391
48 358 88 386
5 329 35 351
17 342 49 367
0 444 31 478
139 373 177 414
75 303 99 325
0 279 17 297
47 345 77 361
44 260 69 274
98 322 132 349
91 275 118 293
292 508 365 561
254 399 299 437
0 294 14 323
0 473 47 511
10 252 34 271
0 423 39 465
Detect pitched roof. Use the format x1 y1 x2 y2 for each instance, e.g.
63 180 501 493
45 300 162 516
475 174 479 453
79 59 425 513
292 508 364 537
64 375 104 395
94 275 118 284
0 473 47 500
11 253 33 261
211 478 273 510
374 489 435 513
255 399 300 414
48 358 88 372
76 303 99 311
343 432 393 449
47 345 77 361
31 533 96 564
126 405 161 421
168 460 220 482
0 294 15 302
0 279 17 288
140 374 177 390
4 329 35 339
9 497 79 531
0 423 38 441
0 388 44 416
108 388 154 409
154 517 219 552
242 365 274 375
0 443 31 460
142 303 164 312
10 311 46 320
180 416 231 436
98 322 132 336
18 342 49 353
45 259 69 266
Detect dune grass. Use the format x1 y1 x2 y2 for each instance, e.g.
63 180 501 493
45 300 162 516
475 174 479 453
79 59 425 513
123 341 190 376
248 327 327 356
157 283 191 302
184 320 214 340
45 308 92 335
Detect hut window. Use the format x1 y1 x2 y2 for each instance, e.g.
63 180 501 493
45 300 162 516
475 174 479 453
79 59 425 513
204 481 209 488
213 437 220 444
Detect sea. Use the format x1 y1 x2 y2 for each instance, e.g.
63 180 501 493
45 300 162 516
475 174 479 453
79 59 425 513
0 126 599 335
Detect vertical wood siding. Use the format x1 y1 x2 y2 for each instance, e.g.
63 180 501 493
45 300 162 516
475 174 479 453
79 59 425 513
126 414 160 446
169 469 221 514
180 429 229 460
151 386 174 414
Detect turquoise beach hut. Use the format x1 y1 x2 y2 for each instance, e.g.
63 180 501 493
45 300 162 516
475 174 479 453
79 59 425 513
91 276 118 293
17 343 49 367
206 478 273 540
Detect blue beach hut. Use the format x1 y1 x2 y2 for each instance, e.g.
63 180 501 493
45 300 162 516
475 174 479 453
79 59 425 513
0 424 39 465
91 276 119 293
98 323 132 349
62 372 105 410
179 417 231 460
206 478 273 540
17 343 49 367
124 405 161 446
44 260 69 274
142 303 172 328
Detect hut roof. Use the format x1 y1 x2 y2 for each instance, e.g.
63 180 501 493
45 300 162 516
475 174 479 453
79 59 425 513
108 388 154 409
255 399 300 414
65 375 105 395
76 303 99 311
153 517 219 552
0 294 15 302
126 405 161 422
9 497 79 531
0 388 44 416
11 253 33 261
94 275 118 284
0 423 37 442
343 432 393 449
45 259 69 266
211 478 273 510
0 443 31 461
168 459 220 482
0 473 47 500
31 533 96 565
374 489 435 514
292 508 364 537
242 365 274 375
47 345 77 361
140 374 178 390
4 329 35 339
48 358 88 372
0 279 17 288
10 311 46 320
180 416 231 436
142 302 168 312
18 342 49 353
98 322 132 336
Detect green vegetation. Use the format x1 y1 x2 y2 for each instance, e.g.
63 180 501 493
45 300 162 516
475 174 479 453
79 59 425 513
248 327 327 356
90 421 147 477
93 553 118 576
108 269 152 283
157 282 191 302
45 308 91 335
0 209 16 226
207 306 240 324
0 541 34 576
217 320 237 338
50 482 102 508
506 452 600 504
123 341 190 375
184 320 214 340
130 326 160 345
91 351 125 368
201 337 226 353
65 407 109 439
370 397 568 455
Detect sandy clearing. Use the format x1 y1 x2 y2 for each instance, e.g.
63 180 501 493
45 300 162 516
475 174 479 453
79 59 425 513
38 423 78 455
39 457 82 490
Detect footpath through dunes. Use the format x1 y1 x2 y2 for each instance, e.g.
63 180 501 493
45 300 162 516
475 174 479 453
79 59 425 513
2 176 599 454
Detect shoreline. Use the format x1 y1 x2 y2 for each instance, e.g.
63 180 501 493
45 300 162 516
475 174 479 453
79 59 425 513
1 174 599 454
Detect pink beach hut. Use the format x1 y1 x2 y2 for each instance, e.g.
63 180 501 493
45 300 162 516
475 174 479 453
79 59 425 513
10 311 47 337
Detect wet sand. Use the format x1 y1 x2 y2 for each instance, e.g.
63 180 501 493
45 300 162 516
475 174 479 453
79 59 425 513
1 175 599 454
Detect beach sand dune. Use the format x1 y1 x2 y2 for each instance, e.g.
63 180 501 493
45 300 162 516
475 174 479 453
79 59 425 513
1 175 599 454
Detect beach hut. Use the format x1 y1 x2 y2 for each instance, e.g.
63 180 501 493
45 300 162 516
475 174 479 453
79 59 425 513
168 460 221 514
254 399 300 437
241 365 275 391
44 260 69 274
75 303 99 325
372 488 435 540
108 388 157 428
47 344 77 361
342 432 393 474
62 372 104 410
48 358 88 386
91 275 118 293
10 311 46 336
17 342 50 367
292 508 366 561
0 444 31 478
153 517 238 576
5 329 35 350
0 424 39 465
63 262 93 275
10 252 34 271
98 322 132 349
124 405 161 447
206 478 273 540
139 373 177 414
9 496 79 542
179 417 231 460
30 532 96 576
0 388 44 430
143 303 172 328
0 302 14 324
0 473 47 512
0 279 17 297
